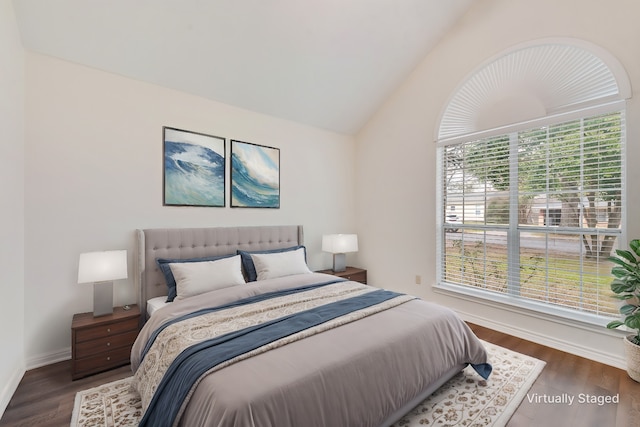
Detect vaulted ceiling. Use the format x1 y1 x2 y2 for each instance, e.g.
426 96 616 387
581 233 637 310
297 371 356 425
12 0 474 134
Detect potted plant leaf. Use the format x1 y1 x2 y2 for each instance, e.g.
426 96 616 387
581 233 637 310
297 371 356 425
607 239 640 382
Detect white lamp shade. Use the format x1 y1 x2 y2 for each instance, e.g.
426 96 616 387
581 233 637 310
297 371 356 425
78 250 128 284
322 234 358 254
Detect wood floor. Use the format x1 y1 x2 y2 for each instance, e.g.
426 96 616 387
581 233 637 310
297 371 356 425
1 324 639 426
470 325 640 427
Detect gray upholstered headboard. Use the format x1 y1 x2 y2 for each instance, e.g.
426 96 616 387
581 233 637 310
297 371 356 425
135 225 304 320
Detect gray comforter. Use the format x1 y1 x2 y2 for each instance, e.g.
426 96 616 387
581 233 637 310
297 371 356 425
131 273 490 427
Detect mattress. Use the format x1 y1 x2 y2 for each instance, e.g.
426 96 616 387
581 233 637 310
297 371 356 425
145 296 169 317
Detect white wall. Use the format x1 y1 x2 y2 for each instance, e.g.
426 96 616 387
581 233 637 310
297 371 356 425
0 0 25 415
23 53 357 365
356 0 640 368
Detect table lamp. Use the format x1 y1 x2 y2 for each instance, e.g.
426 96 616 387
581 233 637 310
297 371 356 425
322 234 358 273
78 250 128 317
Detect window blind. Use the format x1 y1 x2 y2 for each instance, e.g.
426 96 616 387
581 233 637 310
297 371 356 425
439 110 624 318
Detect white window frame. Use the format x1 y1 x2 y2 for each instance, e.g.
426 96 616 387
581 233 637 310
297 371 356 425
435 101 626 328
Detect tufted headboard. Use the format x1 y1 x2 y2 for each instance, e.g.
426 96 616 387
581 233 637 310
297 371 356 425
135 225 304 320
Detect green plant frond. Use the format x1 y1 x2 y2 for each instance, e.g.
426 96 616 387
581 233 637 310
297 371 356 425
620 304 639 315
607 239 640 342
607 320 624 329
611 279 636 294
609 256 635 271
610 277 627 286
625 314 640 330
615 249 639 265
609 240 640 337
611 266 632 278
612 294 637 300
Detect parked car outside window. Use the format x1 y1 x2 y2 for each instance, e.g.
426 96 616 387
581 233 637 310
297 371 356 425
445 214 460 232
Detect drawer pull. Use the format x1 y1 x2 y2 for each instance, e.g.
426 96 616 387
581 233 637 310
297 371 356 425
106 342 111 347
107 356 111 361
107 328 111 333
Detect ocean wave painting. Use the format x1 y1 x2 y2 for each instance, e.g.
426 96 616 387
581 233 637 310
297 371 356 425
231 140 280 208
163 127 225 207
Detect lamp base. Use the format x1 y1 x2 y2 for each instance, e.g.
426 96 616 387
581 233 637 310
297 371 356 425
93 281 114 317
332 253 346 273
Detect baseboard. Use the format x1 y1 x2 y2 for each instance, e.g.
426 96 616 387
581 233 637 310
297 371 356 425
461 311 626 370
0 364 25 418
26 347 71 370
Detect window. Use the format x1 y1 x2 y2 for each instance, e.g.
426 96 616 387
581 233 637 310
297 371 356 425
435 41 630 323
438 110 624 319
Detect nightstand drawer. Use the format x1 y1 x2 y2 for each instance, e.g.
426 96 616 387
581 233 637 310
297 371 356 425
71 305 140 380
343 270 366 283
73 345 132 378
75 317 139 343
75 330 139 359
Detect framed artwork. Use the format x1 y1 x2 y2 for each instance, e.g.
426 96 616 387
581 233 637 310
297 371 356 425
163 127 226 207
231 140 280 208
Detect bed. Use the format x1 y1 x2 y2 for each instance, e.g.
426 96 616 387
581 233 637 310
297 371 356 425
131 225 491 427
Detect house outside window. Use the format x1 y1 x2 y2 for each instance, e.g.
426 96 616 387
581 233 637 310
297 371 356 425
435 40 630 325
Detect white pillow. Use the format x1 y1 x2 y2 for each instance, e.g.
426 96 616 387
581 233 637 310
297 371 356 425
251 247 312 281
169 255 245 300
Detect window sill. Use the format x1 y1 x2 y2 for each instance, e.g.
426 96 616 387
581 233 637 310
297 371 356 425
433 281 630 338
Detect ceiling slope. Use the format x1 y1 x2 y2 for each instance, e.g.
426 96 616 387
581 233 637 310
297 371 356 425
13 0 473 134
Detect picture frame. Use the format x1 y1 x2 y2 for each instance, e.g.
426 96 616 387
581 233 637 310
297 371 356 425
230 139 280 208
163 127 226 207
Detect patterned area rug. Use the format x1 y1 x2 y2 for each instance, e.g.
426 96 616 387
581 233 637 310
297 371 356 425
71 341 544 427
391 341 545 426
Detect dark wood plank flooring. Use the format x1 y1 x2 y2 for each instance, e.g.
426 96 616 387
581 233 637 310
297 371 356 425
1 324 638 426
0 363 131 427
470 324 640 427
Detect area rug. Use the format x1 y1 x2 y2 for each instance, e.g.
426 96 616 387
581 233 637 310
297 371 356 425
390 341 545 426
71 340 545 427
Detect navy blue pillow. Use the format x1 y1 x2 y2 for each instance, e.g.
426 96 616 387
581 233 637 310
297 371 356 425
237 246 306 282
157 254 237 302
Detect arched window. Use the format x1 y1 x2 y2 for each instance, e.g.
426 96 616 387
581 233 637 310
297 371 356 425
435 39 630 324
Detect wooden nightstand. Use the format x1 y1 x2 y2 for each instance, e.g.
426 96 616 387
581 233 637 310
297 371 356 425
317 266 367 284
71 305 140 380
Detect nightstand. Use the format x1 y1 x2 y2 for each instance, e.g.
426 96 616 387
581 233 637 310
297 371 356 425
317 266 367 284
71 305 140 380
